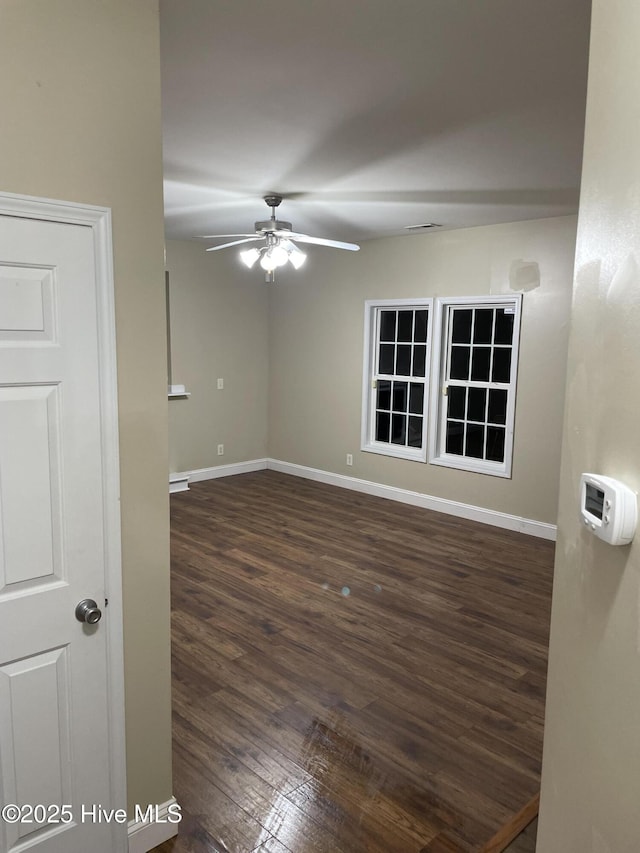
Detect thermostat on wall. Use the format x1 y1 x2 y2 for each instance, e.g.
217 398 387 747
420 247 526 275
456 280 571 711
580 473 637 546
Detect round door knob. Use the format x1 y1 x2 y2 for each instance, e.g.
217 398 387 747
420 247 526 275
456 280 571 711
75 598 102 624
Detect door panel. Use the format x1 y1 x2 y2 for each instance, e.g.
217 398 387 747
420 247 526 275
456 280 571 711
0 385 61 586
0 648 72 848
0 212 125 853
0 265 54 342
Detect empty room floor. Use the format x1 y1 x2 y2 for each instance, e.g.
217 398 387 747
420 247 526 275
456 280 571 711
154 470 553 852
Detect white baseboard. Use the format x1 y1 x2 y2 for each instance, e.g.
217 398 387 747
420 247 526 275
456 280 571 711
170 456 556 540
172 458 268 486
127 797 180 853
169 474 190 493
267 459 557 541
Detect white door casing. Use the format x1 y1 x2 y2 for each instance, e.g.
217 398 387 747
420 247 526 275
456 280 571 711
0 193 126 853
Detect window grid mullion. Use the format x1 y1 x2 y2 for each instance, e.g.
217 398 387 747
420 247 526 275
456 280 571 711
462 402 469 457
488 307 496 386
469 309 476 386
482 374 490 458
410 312 414 377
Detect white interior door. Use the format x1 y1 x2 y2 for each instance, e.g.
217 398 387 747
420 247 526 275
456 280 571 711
0 200 126 853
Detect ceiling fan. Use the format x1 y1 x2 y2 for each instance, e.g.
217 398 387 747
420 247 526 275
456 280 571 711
198 194 360 281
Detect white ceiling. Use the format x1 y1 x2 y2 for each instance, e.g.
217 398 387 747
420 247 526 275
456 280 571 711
160 0 591 245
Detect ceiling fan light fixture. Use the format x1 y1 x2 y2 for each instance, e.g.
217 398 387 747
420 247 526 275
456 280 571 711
259 252 276 272
239 247 261 268
271 245 290 268
260 244 289 271
288 246 307 269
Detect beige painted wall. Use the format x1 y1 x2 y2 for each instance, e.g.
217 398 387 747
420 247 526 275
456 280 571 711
0 0 172 814
538 1 640 849
166 239 269 473
268 216 577 524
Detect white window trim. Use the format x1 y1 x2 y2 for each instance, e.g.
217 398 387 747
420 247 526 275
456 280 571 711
361 298 433 463
427 294 522 478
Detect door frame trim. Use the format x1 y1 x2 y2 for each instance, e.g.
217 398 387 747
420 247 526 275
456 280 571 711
0 191 128 850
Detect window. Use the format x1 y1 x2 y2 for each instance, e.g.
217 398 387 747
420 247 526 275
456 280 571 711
428 295 522 477
361 299 433 462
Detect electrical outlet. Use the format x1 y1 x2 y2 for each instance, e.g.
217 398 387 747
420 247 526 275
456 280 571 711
346 453 353 466
217 444 224 456
217 378 224 390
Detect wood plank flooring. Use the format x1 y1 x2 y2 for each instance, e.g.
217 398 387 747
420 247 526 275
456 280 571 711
154 470 553 853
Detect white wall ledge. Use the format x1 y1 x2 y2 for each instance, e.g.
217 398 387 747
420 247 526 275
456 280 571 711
168 384 190 399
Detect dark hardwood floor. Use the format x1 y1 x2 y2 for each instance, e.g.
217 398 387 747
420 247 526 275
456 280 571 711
153 470 553 853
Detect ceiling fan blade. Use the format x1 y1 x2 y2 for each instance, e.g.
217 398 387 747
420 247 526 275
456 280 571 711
276 231 360 251
205 237 263 251
197 233 258 239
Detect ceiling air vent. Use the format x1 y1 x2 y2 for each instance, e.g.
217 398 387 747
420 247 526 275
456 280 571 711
404 223 442 231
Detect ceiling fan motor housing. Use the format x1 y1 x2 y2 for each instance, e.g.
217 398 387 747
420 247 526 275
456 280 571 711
255 219 292 233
